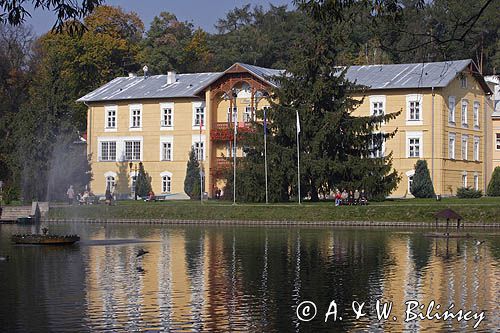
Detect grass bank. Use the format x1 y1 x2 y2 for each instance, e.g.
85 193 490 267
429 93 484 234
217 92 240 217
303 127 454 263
46 197 500 224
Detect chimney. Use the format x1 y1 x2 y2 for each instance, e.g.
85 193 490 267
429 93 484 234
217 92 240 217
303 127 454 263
128 72 137 77
167 71 176 84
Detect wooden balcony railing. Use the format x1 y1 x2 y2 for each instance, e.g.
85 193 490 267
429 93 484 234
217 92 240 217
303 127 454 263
210 122 255 141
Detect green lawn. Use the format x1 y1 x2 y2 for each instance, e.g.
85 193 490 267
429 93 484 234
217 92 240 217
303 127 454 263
46 197 500 223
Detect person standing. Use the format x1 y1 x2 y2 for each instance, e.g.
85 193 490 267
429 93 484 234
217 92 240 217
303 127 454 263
67 185 75 205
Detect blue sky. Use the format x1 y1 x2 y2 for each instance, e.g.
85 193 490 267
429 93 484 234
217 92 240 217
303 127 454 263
25 0 295 35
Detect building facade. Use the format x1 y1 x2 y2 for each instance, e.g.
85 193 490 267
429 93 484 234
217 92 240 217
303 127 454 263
79 60 492 199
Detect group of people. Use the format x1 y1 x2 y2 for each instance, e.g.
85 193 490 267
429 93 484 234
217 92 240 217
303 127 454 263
66 185 114 206
334 189 368 206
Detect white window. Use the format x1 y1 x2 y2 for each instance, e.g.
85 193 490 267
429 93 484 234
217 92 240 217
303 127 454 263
244 106 254 123
370 133 384 158
192 102 205 128
448 133 456 159
227 107 238 123
105 106 117 130
461 135 468 160
473 137 479 161
406 170 415 193
100 141 116 161
129 104 142 129
131 175 137 195
462 172 467 188
370 96 386 117
406 94 423 124
461 100 468 126
496 133 500 150
448 96 455 124
160 171 172 193
473 101 479 128
106 176 115 192
192 134 206 161
162 142 172 161
406 132 423 158
474 173 479 191
125 140 141 161
161 102 174 129
460 76 467 89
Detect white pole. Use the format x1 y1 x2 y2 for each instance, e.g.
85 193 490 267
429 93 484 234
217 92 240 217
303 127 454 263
264 112 269 204
296 111 301 205
200 118 203 203
233 98 237 205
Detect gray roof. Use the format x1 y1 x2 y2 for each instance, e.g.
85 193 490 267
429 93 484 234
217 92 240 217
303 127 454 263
236 63 284 87
345 59 473 90
77 72 222 102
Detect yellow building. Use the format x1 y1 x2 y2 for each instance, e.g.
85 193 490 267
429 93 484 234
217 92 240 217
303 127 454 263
79 60 492 199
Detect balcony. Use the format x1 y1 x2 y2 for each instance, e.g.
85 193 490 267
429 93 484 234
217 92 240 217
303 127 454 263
210 122 255 141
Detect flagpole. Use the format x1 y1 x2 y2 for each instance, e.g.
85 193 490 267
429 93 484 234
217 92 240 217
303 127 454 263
233 93 237 205
200 115 203 203
264 107 269 204
296 111 301 205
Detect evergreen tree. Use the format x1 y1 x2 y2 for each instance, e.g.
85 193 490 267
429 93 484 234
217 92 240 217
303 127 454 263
237 0 401 202
135 162 152 198
487 166 500 196
410 160 435 198
184 148 201 199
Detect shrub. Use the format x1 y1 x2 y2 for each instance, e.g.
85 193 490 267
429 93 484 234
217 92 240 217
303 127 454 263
487 167 500 196
184 148 202 199
456 187 482 198
410 160 435 198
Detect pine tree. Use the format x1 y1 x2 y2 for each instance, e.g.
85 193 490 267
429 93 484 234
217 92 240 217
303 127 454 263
184 148 201 199
487 167 500 196
410 160 435 198
236 0 401 202
135 162 152 198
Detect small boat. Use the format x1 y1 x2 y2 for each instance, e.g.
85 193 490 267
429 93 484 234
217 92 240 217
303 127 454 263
16 217 34 224
11 234 80 245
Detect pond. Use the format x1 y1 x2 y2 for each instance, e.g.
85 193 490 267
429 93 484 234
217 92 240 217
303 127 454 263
0 223 499 332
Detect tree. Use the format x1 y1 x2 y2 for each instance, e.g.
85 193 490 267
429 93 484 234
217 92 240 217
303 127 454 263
184 148 201 199
487 167 500 196
410 160 435 198
135 162 152 198
237 0 400 202
0 0 102 32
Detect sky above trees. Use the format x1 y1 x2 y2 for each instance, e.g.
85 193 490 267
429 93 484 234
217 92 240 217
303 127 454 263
24 0 294 35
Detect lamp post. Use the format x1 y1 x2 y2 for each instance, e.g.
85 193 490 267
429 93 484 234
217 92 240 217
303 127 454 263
129 161 140 200
254 90 270 204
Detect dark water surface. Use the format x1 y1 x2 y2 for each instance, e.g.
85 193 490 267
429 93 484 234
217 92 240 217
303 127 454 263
0 223 499 332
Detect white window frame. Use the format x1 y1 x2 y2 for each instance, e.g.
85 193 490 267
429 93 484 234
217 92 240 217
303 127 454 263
473 136 480 161
370 95 386 117
160 171 172 193
460 75 467 89
473 101 480 128
370 132 385 158
496 133 500 150
160 136 174 161
406 170 415 193
406 94 423 125
406 131 423 158
160 102 174 130
129 104 142 131
448 96 455 125
448 133 456 159
99 141 117 161
124 140 142 161
462 172 467 188
243 106 254 123
461 99 468 127
192 134 206 161
461 134 468 160
192 101 205 129
104 171 117 192
474 173 479 191
227 107 238 123
130 171 138 195
104 105 117 132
